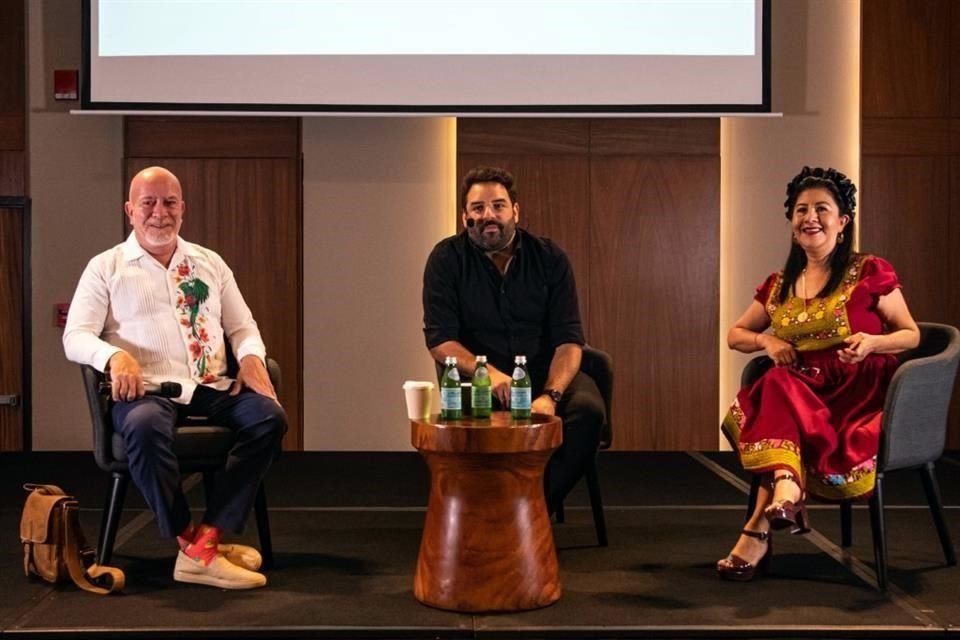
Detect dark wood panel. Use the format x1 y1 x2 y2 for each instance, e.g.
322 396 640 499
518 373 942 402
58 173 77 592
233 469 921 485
456 156 591 327
862 0 951 117
860 157 951 324
948 158 960 448
0 207 24 451
125 117 300 159
0 0 25 113
589 158 720 450
953 2 960 117
590 119 720 156
457 119 589 155
861 118 960 156
0 112 24 150
0 151 25 196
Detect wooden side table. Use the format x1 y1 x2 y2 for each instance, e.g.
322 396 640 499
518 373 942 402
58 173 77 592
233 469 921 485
411 411 562 612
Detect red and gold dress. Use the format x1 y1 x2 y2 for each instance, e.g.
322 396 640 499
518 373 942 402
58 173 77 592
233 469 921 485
723 254 901 501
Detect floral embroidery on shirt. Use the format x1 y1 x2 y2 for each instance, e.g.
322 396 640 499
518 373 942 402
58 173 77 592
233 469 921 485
173 259 219 383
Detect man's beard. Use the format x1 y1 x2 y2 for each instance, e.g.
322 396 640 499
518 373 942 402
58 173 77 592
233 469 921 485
468 220 515 252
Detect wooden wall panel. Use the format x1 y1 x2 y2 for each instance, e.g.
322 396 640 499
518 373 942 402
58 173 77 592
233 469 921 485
590 158 719 450
459 119 720 450
862 0 960 446
125 117 299 159
860 158 952 324
125 118 303 450
591 119 719 156
861 0 950 118
0 207 24 451
458 119 589 155
0 0 27 451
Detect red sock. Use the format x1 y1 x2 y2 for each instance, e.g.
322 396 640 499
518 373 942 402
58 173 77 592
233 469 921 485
177 523 197 552
184 524 221 566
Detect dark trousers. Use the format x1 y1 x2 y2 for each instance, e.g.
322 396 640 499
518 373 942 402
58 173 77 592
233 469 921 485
110 386 286 538
542 371 605 514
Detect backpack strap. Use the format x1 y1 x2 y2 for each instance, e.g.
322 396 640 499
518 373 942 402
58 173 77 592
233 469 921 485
61 502 125 595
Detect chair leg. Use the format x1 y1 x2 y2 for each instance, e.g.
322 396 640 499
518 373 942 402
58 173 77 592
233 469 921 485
869 474 888 591
920 462 957 566
202 471 216 501
97 472 129 566
745 475 761 523
841 500 853 547
555 502 565 524
255 481 273 569
585 459 608 547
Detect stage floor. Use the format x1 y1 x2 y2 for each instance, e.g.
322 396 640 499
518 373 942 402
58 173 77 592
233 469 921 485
1 451 959 639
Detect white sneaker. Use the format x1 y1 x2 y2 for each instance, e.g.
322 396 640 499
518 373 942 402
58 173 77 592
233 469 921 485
173 551 266 590
218 543 263 571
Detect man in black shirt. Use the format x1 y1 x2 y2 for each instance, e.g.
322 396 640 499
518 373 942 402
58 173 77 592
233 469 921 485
422 166 605 513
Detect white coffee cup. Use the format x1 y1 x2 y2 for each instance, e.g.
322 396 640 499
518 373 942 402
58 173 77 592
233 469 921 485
402 380 434 420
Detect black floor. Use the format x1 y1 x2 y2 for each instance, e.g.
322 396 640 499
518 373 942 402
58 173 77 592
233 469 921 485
2 451 960 639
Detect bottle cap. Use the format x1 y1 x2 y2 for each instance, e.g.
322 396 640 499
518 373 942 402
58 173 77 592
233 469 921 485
476 355 487 363
514 355 527 364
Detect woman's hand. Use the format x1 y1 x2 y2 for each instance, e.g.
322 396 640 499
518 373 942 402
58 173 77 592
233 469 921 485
758 334 798 367
838 332 879 364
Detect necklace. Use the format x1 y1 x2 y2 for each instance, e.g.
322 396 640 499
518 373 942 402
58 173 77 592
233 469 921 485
797 270 810 323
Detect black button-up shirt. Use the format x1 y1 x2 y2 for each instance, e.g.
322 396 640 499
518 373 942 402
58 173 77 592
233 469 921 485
422 228 585 387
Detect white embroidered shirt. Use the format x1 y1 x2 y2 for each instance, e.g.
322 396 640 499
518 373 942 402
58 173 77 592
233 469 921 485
63 233 267 403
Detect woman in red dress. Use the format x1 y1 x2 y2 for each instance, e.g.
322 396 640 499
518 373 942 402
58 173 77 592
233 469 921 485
716 167 920 581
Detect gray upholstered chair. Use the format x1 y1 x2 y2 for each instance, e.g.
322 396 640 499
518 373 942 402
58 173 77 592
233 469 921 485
81 356 280 567
732 322 960 590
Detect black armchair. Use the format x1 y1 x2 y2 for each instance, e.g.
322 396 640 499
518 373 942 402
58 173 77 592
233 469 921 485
81 357 280 568
555 345 612 547
732 322 960 589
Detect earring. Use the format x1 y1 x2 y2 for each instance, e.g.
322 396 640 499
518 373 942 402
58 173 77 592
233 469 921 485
837 231 845 243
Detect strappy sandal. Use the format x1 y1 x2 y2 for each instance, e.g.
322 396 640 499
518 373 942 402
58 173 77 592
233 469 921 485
716 529 772 582
764 473 810 534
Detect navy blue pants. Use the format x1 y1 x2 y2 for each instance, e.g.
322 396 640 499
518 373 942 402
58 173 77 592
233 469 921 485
110 386 286 538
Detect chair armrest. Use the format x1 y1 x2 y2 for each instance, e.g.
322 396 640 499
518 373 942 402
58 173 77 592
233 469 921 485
81 365 115 471
266 357 281 394
581 345 613 449
741 355 773 387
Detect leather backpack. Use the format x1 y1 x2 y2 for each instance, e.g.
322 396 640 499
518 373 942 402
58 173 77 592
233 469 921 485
20 484 125 594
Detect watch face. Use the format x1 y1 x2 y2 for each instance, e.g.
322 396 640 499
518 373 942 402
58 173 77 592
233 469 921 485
548 389 563 403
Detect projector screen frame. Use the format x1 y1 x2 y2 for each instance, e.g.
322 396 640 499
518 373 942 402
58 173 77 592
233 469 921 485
80 0 771 115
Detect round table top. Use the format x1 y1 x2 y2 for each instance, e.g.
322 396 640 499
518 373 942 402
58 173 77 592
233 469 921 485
411 411 562 454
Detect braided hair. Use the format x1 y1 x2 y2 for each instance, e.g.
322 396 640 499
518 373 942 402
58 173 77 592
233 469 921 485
778 167 857 304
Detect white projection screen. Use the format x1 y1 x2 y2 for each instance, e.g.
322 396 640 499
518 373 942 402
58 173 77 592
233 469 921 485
82 0 770 114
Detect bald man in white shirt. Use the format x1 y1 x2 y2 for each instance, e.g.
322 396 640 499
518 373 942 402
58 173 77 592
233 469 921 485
64 167 286 590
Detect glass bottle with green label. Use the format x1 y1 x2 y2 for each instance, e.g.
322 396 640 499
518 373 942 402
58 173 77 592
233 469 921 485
440 356 462 420
471 355 492 418
510 355 532 419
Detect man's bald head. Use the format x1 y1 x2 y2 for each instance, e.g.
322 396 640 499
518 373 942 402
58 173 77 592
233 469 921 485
124 166 186 266
129 166 183 201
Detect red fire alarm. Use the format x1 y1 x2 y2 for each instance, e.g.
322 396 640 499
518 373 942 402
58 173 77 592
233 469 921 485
54 303 70 328
54 70 78 101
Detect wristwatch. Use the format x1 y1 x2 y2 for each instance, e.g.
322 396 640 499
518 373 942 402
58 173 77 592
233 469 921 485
543 388 563 404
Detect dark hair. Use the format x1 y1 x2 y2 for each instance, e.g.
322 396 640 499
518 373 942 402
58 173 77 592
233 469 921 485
779 166 857 304
459 166 518 211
